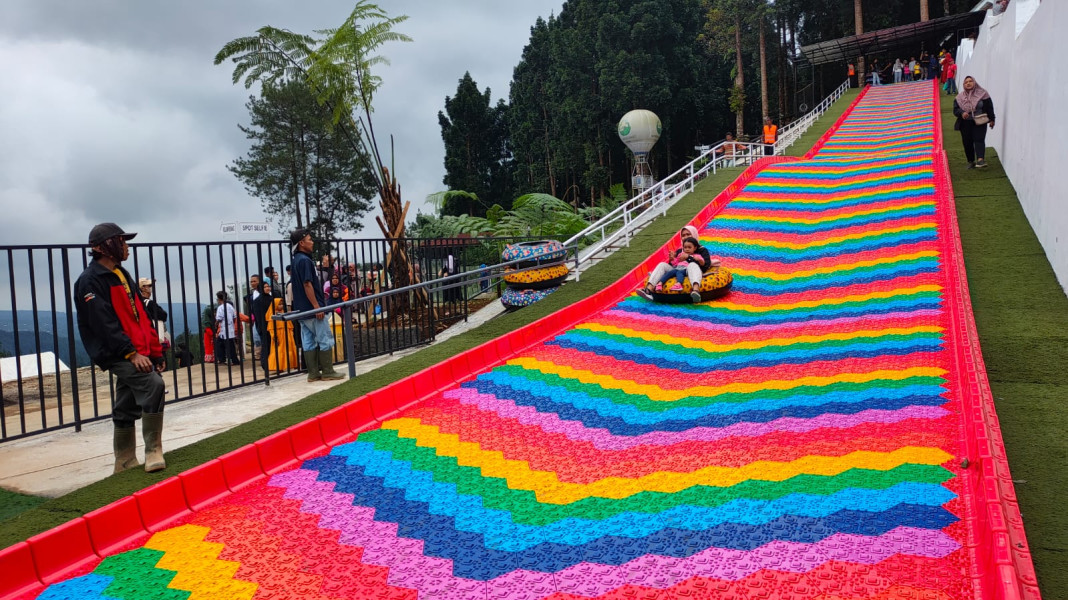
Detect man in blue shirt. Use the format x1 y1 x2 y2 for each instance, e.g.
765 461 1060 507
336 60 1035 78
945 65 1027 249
289 228 345 381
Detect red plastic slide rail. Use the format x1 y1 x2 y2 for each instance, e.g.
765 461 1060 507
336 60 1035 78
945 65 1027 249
933 147 1041 600
0 94 865 600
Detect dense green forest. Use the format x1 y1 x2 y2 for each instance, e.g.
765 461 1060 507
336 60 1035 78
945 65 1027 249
428 0 977 225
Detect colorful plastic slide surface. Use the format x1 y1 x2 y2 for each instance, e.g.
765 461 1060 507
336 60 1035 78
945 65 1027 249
13 82 1038 599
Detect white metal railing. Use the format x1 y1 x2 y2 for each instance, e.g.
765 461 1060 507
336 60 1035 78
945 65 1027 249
566 79 852 279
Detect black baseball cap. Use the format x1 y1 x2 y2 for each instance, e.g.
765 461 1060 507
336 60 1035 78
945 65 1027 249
289 228 311 246
88 223 137 246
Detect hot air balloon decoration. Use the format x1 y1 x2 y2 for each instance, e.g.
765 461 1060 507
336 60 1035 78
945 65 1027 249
617 109 662 194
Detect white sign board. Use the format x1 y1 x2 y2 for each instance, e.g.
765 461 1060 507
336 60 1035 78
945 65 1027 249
0 353 71 384
220 222 237 234
239 222 269 234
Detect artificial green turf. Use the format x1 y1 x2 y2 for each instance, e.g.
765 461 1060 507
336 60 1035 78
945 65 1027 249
0 488 46 523
0 91 859 549
942 93 1068 596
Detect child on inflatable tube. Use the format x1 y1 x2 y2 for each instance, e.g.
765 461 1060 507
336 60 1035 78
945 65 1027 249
638 225 720 304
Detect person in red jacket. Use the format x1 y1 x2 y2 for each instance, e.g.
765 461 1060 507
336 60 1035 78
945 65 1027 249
74 223 168 474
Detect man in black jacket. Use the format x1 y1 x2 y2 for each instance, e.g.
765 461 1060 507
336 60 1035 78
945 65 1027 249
138 277 168 351
74 223 168 474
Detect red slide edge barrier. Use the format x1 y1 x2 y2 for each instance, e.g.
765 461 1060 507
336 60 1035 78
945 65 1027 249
0 91 864 600
934 142 1041 600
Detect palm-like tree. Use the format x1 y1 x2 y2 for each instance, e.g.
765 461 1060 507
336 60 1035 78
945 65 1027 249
214 2 421 300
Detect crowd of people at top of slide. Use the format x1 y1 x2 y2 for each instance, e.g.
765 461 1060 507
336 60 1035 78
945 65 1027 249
863 49 959 95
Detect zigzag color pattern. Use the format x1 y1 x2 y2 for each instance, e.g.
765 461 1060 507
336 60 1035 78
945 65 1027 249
33 81 986 599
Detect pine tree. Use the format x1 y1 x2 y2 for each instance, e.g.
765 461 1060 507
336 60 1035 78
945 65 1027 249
438 73 512 216
228 79 377 242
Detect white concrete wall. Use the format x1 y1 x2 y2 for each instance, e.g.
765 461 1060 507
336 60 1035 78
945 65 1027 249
955 0 1068 295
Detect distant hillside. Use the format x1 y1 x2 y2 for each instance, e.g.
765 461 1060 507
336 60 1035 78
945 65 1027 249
0 329 89 366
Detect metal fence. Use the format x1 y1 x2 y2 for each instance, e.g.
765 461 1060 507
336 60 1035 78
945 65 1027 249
0 235 563 442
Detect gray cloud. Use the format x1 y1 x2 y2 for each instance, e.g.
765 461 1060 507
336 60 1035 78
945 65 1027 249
0 1 562 246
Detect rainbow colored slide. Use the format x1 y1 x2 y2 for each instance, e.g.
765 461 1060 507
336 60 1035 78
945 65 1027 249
2 81 1040 599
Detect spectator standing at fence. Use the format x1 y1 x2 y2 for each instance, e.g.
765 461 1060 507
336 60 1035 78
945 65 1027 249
715 132 743 166
318 254 335 286
341 263 359 296
251 281 274 383
290 228 345 382
214 291 241 366
284 265 294 308
869 58 882 86
762 117 778 156
203 323 215 363
373 263 389 290
175 343 194 368
138 278 169 352
264 267 283 303
928 53 940 84
74 223 167 474
893 59 904 84
954 76 996 169
243 274 262 360
284 264 303 366
907 57 917 81
325 272 351 302
265 286 297 372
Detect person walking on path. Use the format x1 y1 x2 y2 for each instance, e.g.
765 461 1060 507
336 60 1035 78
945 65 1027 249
74 223 167 474
944 59 958 95
289 228 345 382
953 76 996 169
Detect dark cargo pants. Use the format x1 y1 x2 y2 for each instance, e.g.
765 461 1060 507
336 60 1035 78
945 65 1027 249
109 360 165 427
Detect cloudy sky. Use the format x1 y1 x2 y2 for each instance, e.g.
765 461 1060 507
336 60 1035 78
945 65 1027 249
0 0 564 246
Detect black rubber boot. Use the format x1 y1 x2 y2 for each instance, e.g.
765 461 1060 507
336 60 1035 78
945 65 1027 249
141 412 166 473
113 425 138 474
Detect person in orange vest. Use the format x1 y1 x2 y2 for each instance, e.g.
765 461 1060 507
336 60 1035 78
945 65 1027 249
848 63 856 86
762 117 778 156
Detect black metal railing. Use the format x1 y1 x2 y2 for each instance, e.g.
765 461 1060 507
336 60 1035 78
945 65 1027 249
0 235 569 442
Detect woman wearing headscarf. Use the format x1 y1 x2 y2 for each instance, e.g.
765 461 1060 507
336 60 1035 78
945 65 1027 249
251 281 274 381
637 225 721 304
953 76 996 169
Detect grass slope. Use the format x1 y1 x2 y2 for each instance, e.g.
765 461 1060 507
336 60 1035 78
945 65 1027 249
0 92 861 550
942 93 1068 596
